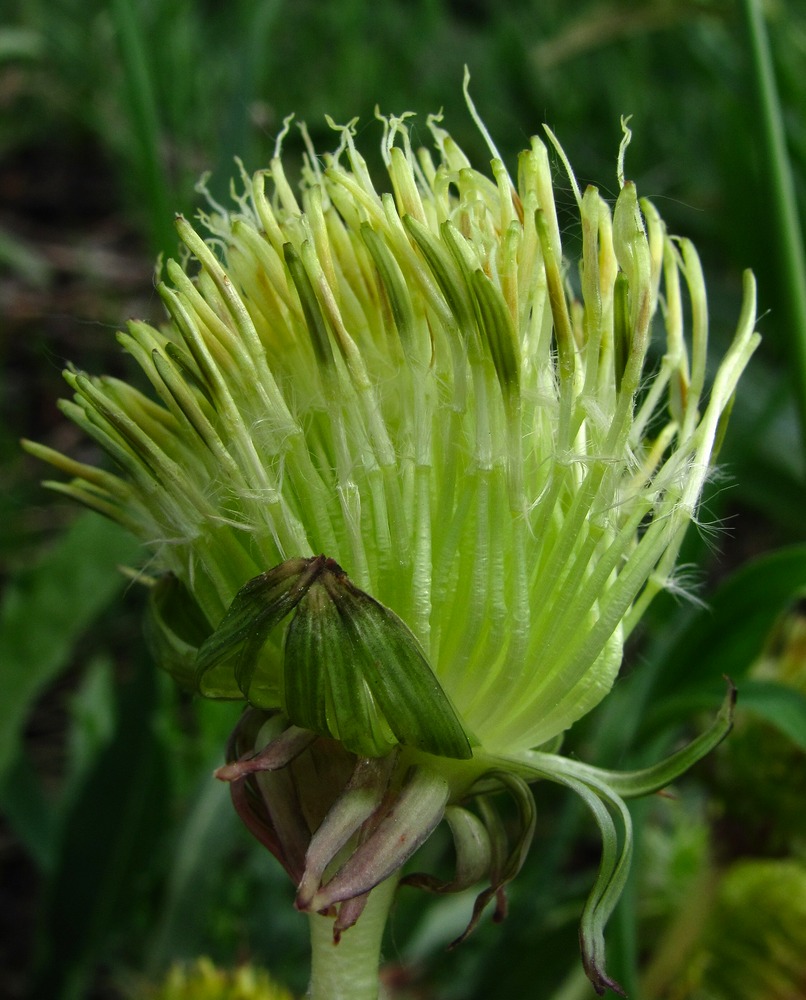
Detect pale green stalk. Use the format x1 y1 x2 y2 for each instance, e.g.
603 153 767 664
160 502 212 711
307 875 398 1000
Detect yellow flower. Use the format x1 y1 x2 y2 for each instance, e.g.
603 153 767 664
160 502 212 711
145 957 294 1000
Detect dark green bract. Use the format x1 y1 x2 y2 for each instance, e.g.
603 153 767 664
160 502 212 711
194 556 472 759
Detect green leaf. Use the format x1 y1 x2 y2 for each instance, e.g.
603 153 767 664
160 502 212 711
592 683 736 799
653 545 806 700
63 654 117 804
571 778 631 997
0 513 140 784
30 651 167 1000
0 749 59 872
2 654 118 875
145 772 239 973
734 678 806 751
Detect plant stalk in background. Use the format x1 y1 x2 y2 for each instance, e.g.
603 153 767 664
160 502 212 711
26 79 759 997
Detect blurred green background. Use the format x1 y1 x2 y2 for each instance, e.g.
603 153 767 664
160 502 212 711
2 1 805 998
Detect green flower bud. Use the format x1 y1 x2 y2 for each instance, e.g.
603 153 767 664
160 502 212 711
25 112 758 756
27 96 758 994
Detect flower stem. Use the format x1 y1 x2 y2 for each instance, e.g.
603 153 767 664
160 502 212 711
307 875 399 1000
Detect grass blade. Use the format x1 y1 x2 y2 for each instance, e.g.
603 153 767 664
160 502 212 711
742 0 806 466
